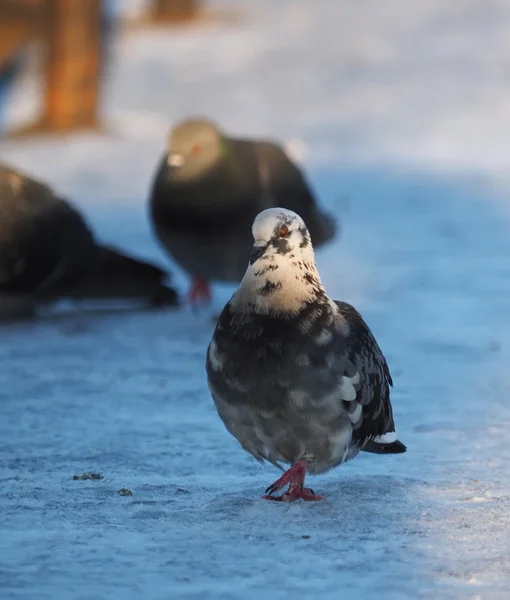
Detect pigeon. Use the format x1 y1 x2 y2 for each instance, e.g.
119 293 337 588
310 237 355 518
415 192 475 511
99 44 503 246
149 117 336 306
206 207 405 502
0 163 178 317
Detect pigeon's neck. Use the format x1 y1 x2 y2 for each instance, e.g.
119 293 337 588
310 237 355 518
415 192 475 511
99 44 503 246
232 254 328 316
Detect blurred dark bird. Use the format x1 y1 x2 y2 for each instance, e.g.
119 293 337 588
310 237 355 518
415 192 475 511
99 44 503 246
206 208 405 502
0 163 178 320
149 117 337 306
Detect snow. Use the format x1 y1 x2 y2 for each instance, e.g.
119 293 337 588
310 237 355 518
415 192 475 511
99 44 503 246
2 0 510 598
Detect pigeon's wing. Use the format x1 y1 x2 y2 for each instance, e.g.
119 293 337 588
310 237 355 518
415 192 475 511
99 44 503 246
253 141 337 248
30 197 115 302
334 300 398 448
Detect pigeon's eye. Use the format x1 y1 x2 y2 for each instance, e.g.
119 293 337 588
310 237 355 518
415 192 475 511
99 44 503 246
191 144 202 155
279 226 289 237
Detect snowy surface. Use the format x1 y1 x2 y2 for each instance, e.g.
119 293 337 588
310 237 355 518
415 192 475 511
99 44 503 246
2 1 510 598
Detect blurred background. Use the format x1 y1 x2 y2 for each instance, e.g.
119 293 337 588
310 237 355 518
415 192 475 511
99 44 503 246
3 0 510 298
3 0 510 161
2 1 510 598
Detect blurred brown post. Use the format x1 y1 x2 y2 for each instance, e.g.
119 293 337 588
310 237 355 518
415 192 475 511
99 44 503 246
149 0 200 23
0 1 44 72
40 0 102 131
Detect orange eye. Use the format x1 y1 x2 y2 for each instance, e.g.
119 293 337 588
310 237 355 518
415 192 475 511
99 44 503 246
191 143 202 155
279 226 289 237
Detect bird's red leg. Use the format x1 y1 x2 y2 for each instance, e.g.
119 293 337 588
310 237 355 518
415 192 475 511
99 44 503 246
187 276 211 307
262 460 324 502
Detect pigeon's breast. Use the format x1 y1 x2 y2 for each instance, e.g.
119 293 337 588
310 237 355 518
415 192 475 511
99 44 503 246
207 317 358 473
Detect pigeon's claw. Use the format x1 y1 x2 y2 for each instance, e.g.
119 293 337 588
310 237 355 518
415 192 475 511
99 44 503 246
187 276 211 307
264 482 281 496
262 484 323 503
262 460 324 502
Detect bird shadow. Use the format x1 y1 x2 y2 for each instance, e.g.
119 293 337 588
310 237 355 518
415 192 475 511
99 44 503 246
196 473 430 563
206 473 424 522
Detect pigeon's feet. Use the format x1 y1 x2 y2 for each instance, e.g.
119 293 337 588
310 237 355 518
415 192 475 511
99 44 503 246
262 460 324 502
263 483 324 502
187 277 211 307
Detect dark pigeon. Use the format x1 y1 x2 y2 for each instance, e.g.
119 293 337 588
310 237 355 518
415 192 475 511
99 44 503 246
0 163 178 320
149 117 337 306
206 208 405 502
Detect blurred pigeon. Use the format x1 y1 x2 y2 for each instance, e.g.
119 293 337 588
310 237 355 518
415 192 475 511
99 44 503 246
206 207 405 502
149 117 337 306
0 163 178 318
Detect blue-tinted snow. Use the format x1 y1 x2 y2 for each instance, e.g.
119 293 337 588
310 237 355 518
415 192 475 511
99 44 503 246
2 1 510 598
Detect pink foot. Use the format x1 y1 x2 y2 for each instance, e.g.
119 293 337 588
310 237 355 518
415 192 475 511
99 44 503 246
262 460 324 502
262 484 324 502
186 277 211 307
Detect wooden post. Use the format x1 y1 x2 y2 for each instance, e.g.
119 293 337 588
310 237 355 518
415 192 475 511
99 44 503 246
40 0 102 131
149 0 200 23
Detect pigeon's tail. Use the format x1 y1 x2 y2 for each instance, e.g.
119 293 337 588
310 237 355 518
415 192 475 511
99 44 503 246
67 245 179 306
362 432 407 455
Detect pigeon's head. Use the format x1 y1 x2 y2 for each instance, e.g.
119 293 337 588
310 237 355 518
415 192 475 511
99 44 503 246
232 208 326 315
249 207 314 267
166 118 224 181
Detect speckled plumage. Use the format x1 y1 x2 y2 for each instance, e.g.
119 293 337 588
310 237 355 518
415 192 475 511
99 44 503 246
0 163 178 316
149 118 337 287
206 208 405 498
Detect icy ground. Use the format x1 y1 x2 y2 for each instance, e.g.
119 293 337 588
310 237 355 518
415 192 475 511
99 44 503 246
2 0 510 598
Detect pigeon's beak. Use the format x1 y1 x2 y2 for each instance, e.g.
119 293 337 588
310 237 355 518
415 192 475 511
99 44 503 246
249 244 267 265
167 152 185 170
